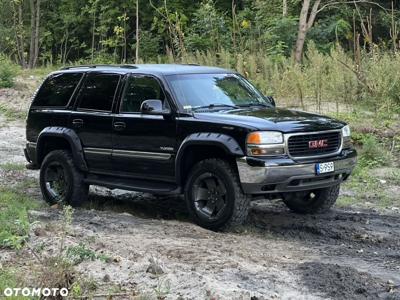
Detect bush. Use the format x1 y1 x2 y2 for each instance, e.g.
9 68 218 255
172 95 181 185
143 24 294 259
357 134 391 168
0 55 18 88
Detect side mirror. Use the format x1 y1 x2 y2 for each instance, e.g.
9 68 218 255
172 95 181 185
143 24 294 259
266 96 276 107
140 99 171 115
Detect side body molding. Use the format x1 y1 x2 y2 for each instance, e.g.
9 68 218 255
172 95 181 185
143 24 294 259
36 127 88 171
175 132 244 183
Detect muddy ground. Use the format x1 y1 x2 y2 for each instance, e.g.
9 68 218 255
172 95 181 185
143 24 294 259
0 81 400 299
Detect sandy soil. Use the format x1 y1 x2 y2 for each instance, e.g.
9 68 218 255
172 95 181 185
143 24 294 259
0 85 399 299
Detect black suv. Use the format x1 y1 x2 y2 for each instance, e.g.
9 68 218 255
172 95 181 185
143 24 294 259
24 64 357 230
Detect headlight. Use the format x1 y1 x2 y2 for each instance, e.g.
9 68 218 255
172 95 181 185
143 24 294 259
246 131 285 156
341 125 352 149
247 131 283 144
341 125 351 137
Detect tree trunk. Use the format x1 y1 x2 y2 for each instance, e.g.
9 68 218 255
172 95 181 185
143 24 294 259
28 0 40 68
33 0 40 67
294 0 320 64
29 0 35 68
135 0 139 63
12 1 27 68
91 10 96 63
282 0 288 17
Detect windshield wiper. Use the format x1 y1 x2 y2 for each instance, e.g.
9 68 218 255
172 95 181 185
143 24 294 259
192 103 239 111
237 102 270 108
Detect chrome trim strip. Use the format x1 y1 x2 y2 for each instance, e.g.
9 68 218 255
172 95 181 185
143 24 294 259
113 149 172 160
27 142 37 148
83 147 172 160
284 129 343 159
84 148 112 155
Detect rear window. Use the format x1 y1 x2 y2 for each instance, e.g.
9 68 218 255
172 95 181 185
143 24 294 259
33 73 82 107
77 73 120 111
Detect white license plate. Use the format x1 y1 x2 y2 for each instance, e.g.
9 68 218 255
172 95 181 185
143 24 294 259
316 162 335 174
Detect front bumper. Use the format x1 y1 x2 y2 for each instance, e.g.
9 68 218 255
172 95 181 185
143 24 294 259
237 149 357 195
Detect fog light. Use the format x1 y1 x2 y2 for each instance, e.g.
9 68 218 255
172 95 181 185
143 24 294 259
250 147 284 156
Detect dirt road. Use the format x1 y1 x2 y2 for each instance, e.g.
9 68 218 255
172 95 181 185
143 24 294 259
1 115 399 299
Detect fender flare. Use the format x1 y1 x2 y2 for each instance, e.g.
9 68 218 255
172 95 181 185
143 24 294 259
36 127 88 172
175 132 244 184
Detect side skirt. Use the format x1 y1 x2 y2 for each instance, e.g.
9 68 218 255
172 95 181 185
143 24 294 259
84 173 181 195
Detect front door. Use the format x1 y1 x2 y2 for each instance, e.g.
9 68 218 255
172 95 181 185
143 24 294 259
112 74 176 182
72 72 121 172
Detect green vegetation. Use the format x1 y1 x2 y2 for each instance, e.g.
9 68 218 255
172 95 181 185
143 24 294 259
0 54 18 88
66 243 111 265
0 163 26 172
0 1 399 113
0 187 39 249
0 104 27 121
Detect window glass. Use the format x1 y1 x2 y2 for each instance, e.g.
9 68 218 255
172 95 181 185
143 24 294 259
78 73 120 111
167 73 269 111
121 76 166 113
33 73 82 107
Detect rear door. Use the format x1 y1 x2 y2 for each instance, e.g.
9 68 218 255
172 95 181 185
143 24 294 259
112 74 177 182
72 72 121 172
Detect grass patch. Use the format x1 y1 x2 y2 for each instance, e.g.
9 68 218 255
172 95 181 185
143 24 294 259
66 243 111 265
0 187 39 249
0 163 26 172
0 104 26 121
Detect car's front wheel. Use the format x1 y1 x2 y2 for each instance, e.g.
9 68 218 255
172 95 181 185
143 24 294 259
184 158 250 231
282 184 340 214
40 150 88 207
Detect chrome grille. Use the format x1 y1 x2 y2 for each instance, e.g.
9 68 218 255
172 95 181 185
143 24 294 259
287 131 341 157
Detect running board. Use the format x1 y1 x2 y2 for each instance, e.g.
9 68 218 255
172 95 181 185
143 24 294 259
84 174 181 195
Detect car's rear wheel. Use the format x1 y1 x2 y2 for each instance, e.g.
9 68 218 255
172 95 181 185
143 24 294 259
40 150 88 207
282 184 340 214
184 158 250 230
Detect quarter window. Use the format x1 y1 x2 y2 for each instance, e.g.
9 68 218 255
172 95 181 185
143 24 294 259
33 73 82 107
121 76 166 113
77 73 120 111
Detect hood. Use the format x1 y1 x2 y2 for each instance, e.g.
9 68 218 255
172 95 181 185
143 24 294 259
194 107 346 133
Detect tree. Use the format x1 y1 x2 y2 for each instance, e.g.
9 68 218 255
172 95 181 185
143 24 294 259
283 0 288 16
294 0 320 63
294 0 386 63
28 0 40 68
135 0 139 62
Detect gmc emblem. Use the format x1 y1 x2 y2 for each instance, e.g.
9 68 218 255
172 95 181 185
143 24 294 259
309 139 328 149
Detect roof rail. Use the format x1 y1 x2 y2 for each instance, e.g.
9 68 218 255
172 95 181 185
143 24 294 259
60 64 138 70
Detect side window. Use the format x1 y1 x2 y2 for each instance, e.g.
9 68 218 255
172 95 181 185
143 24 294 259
77 73 120 111
121 76 166 113
33 73 82 107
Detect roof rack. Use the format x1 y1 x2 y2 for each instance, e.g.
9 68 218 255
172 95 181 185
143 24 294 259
60 64 138 70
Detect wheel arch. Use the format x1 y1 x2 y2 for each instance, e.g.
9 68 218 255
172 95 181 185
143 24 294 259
36 127 88 171
176 133 244 186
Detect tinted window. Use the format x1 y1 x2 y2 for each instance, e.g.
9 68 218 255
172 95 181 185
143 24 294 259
78 73 120 111
167 74 268 111
33 73 82 107
121 76 165 113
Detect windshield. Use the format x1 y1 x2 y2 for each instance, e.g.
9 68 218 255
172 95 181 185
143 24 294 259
166 73 271 111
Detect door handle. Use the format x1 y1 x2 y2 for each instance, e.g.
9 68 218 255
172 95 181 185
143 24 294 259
113 122 126 131
72 118 84 128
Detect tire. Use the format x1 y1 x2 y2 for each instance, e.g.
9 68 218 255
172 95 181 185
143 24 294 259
40 150 88 207
282 184 340 214
184 158 250 231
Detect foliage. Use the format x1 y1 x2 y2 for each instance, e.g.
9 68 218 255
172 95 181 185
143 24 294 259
0 55 18 88
0 188 39 249
66 243 97 264
356 134 391 168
